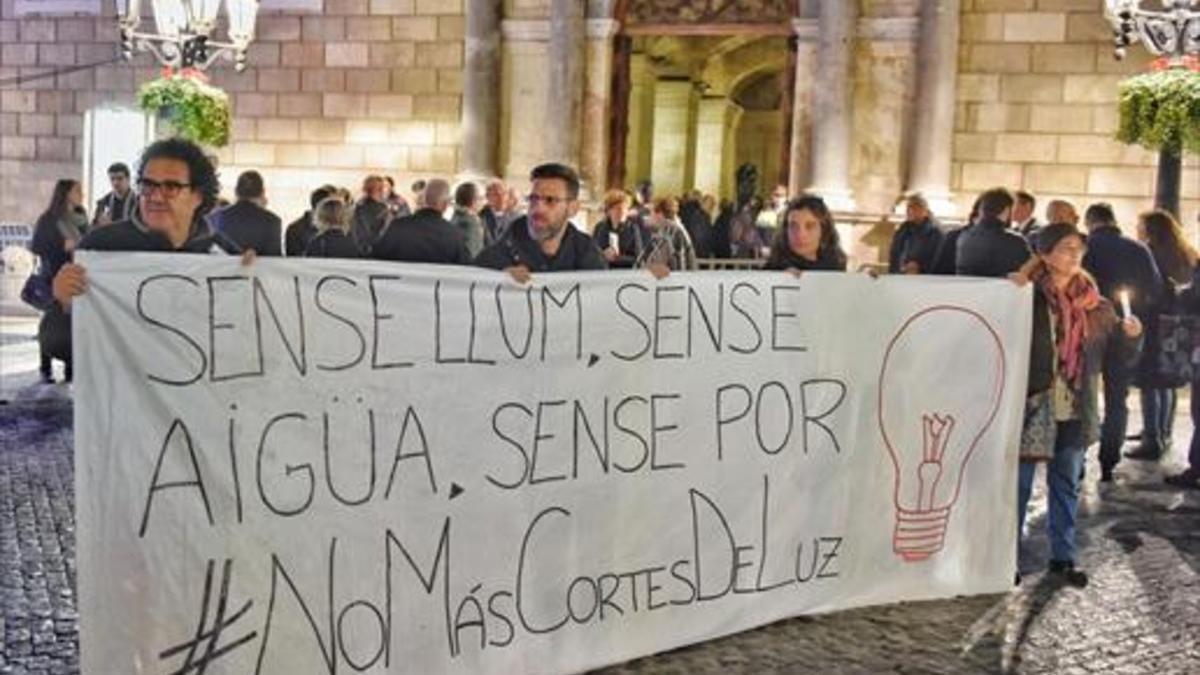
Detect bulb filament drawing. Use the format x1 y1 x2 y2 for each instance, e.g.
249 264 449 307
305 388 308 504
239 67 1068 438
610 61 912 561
878 306 1006 562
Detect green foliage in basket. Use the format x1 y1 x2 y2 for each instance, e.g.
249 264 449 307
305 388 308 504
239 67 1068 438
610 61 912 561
137 74 231 147
1116 68 1200 155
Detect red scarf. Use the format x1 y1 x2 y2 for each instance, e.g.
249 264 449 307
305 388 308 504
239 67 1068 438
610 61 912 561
1038 272 1100 390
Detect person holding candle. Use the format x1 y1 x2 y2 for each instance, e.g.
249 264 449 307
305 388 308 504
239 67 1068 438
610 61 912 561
1016 223 1143 586
592 189 650 269
1079 203 1163 482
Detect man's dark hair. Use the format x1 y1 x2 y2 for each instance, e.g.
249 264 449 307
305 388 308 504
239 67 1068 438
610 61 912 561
977 188 1015 221
1015 190 1036 209
454 181 478 208
107 162 130 177
1084 202 1117 229
530 163 581 200
310 184 338 209
235 170 265 200
138 138 220 215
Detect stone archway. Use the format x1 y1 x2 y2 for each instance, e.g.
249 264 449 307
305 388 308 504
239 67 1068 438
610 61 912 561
605 0 802 197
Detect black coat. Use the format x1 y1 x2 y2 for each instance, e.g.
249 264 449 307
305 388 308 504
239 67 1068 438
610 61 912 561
1082 226 1163 319
213 200 282 256
591 217 650 269
285 212 316 257
888 217 944 274
955 218 1031 278
78 215 240 254
352 199 391 254
711 206 734 259
92 191 136 225
1027 287 1140 445
474 217 607 272
31 211 81 361
31 212 77 279
764 246 847 272
679 200 714 258
304 230 361 259
372 208 471 265
1082 226 1164 385
930 224 967 275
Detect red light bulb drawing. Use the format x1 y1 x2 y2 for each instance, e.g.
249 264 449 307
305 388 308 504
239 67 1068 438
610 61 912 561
878 306 1006 562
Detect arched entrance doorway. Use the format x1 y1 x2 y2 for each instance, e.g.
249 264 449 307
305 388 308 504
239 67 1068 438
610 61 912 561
607 0 801 202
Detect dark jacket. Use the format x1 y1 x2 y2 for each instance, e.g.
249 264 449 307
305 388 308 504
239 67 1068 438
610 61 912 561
474 217 607 272
213 200 282 256
1172 266 1200 315
930 224 968 276
480 205 517 244
1017 218 1040 244
591 217 650 269
92 191 136 226
955 218 1031 278
372 207 471 265
351 198 391 254
78 213 240 254
304 230 360 259
481 206 499 244
680 199 714 259
1150 246 1196 288
1027 287 1140 446
285 212 317 257
711 205 734 259
32 210 86 279
888 217 944 274
1082 225 1163 319
1143 246 1198 385
32 209 86 351
764 246 847 272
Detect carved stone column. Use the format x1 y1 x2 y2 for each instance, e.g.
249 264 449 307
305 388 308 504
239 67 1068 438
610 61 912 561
580 19 620 193
545 0 586 167
905 0 961 216
806 0 857 211
460 0 502 178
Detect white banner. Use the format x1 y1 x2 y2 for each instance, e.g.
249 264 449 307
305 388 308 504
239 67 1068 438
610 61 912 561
74 252 1031 674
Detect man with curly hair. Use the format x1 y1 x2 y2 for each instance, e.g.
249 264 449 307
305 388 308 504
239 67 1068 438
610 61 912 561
51 137 242 309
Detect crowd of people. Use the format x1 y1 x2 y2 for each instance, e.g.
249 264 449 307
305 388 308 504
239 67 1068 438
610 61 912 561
26 137 1200 592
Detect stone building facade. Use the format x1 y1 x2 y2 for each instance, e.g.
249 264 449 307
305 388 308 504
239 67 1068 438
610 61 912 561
0 0 1196 232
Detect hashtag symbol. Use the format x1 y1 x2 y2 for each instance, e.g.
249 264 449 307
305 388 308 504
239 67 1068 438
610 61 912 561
158 558 258 675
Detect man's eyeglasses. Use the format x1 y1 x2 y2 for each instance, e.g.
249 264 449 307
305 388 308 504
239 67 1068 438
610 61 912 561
137 178 191 197
526 194 569 208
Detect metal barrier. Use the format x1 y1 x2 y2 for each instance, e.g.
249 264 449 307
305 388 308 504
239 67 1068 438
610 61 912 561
695 258 766 271
0 223 33 251
0 223 35 314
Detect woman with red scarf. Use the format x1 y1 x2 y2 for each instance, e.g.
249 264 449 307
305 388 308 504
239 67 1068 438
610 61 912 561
1017 223 1142 587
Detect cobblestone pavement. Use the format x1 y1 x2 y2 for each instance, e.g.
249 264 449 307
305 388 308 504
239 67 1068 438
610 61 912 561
0 394 1196 674
0 400 77 675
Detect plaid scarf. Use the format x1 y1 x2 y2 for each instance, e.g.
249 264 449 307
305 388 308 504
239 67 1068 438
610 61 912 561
1037 272 1101 390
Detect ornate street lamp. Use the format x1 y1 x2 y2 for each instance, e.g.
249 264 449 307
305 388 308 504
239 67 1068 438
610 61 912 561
1104 1 1200 218
118 0 260 72
1105 0 1200 63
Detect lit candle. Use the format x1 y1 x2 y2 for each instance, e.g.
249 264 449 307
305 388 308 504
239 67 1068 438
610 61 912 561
1119 290 1132 318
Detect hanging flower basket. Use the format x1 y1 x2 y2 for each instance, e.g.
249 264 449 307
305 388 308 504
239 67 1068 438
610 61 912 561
137 68 232 147
1115 66 1200 156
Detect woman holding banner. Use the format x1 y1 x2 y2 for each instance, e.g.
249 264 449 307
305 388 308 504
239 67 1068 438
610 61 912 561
1016 223 1142 588
764 195 848 273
